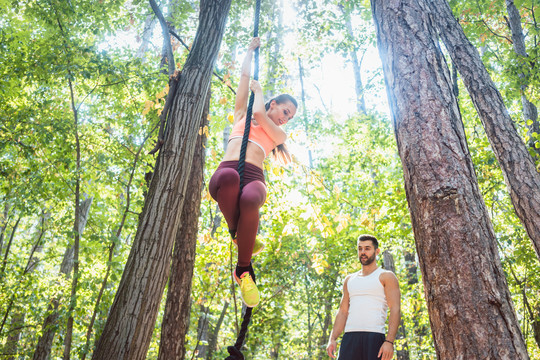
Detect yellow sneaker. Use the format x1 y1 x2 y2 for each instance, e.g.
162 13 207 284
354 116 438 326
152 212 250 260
232 237 265 256
233 270 260 308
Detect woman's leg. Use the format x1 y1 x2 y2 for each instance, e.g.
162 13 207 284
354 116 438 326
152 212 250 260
236 180 267 267
209 168 241 234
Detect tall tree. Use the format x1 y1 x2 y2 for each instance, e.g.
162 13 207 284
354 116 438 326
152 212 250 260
338 3 367 114
426 0 540 262
2 210 50 359
91 1 232 359
158 87 210 360
33 197 93 360
371 0 529 358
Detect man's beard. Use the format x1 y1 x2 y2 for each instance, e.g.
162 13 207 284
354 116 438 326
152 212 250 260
360 253 376 265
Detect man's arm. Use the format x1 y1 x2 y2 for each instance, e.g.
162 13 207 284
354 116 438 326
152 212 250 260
378 271 401 360
326 275 350 359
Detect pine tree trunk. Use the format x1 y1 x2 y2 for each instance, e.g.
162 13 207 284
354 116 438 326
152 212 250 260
370 0 529 358
32 197 93 360
157 88 210 360
426 0 540 262
91 2 231 359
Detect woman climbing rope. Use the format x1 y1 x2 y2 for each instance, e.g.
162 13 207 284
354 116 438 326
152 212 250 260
209 37 297 308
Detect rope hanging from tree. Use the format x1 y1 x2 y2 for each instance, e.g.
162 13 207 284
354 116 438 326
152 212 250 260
225 1 260 359
236 0 261 189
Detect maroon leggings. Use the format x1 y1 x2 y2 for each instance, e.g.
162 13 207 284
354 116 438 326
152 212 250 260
209 161 267 267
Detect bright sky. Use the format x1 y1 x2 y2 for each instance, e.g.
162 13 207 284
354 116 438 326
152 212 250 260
281 1 390 120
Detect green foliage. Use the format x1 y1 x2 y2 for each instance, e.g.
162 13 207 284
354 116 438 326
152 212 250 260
2 0 540 359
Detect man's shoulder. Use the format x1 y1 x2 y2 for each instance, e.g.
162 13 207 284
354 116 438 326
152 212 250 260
343 271 360 284
378 269 399 284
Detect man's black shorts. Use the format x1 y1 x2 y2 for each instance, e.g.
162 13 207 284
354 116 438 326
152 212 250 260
337 331 385 360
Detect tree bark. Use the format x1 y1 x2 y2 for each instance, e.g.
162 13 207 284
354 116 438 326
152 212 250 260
505 0 539 156
91 2 231 359
371 0 529 358
158 88 210 360
427 0 540 262
32 197 93 360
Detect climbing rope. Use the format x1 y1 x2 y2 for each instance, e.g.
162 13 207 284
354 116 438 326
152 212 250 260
226 0 261 359
237 0 261 189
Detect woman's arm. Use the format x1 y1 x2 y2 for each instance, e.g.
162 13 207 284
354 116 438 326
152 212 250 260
234 37 260 124
249 80 287 145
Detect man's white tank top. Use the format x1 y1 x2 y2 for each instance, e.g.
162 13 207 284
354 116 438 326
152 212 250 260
344 267 388 334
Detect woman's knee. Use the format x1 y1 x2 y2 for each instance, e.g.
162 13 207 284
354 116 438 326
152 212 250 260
239 183 266 209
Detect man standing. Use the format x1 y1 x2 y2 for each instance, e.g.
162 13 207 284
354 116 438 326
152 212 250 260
326 234 401 360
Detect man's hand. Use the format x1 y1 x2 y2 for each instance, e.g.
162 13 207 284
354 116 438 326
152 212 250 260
326 339 337 358
377 341 394 360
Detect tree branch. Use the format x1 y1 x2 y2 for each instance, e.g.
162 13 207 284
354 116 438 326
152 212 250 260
169 30 236 95
149 0 175 76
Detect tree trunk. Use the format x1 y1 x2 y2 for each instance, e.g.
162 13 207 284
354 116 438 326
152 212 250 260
63 77 83 360
0 216 21 279
404 251 418 285
427 0 540 262
33 197 93 360
339 4 367 114
81 129 151 360
136 14 157 59
4 312 24 359
264 0 283 98
206 301 228 360
195 305 210 358
382 251 410 360
370 0 529 358
158 87 210 360
505 0 539 155
91 2 231 359
0 202 10 253
534 305 540 350
3 210 50 359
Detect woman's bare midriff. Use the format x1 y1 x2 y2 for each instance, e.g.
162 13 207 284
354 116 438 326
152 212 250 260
223 138 266 169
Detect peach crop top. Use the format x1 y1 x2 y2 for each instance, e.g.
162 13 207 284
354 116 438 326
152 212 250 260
229 118 276 157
